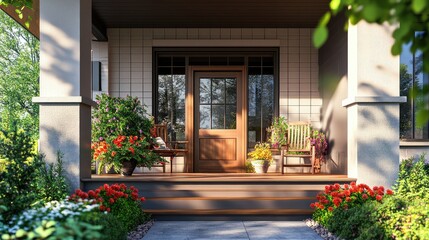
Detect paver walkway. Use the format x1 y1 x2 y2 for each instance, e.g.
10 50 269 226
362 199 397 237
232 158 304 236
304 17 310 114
143 221 322 240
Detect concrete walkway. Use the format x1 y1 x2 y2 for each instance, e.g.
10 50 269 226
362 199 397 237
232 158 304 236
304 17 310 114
143 221 322 240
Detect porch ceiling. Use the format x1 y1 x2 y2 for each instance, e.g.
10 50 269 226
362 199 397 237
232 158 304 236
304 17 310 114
92 0 330 28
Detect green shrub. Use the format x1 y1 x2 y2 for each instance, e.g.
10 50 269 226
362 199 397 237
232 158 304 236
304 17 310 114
310 182 393 226
326 200 385 240
0 127 40 221
34 152 70 203
69 183 150 238
394 154 429 198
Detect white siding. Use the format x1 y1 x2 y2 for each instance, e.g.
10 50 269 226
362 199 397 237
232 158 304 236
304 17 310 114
106 27 322 127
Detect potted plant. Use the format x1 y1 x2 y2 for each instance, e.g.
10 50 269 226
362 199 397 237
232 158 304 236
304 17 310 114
309 130 328 173
267 116 288 149
91 94 166 176
247 142 273 173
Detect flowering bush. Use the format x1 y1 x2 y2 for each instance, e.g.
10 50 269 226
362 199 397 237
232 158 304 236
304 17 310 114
311 182 393 226
69 183 148 232
309 130 328 163
91 94 165 173
248 142 272 161
0 199 103 239
267 116 288 148
92 94 153 141
92 135 165 173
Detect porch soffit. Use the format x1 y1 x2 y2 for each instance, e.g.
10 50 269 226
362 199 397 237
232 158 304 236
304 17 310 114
92 0 330 28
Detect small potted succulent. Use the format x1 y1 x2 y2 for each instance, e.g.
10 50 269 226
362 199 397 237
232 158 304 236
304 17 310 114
91 94 166 176
247 142 273 173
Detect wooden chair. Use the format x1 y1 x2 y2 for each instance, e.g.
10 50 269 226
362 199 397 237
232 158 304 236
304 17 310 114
152 124 188 173
280 122 316 174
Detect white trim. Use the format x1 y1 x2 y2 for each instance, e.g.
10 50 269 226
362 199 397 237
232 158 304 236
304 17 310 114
400 141 429 147
152 39 281 47
342 96 407 107
32 96 96 107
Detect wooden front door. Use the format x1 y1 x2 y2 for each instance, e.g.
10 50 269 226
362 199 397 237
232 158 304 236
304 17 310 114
193 70 245 172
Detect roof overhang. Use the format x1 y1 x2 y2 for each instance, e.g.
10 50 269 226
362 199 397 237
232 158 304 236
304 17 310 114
1 0 330 41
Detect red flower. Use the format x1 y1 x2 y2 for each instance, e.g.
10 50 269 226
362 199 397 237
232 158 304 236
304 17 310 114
345 197 351 202
376 195 383 201
109 198 115 204
328 207 333 212
129 147 135 154
362 194 368 200
310 203 315 208
106 207 111 212
386 189 394 195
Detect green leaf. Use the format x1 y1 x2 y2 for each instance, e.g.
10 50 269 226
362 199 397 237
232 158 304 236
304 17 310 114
313 26 329 48
362 2 380 22
391 41 402 55
412 0 427 14
416 109 429 127
15 229 26 238
330 0 342 13
319 12 331 27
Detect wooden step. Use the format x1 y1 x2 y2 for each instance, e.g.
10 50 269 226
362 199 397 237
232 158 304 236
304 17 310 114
146 209 313 215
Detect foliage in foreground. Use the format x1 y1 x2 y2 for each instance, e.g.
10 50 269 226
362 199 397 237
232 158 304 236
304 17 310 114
314 0 429 126
0 127 70 222
1 183 150 240
311 154 429 239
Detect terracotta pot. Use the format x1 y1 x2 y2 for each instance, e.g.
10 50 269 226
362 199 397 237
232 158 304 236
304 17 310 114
120 159 137 176
251 160 270 173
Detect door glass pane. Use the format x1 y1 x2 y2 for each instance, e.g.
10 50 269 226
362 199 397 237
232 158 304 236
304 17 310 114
212 105 225 129
225 105 237 129
225 78 237 104
200 78 211 104
199 77 237 129
212 79 225 104
200 105 211 129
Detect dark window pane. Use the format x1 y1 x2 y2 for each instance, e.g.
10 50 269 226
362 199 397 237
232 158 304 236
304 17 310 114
200 78 211 104
200 105 211 129
262 67 274 75
157 73 186 141
189 57 209 65
248 67 261 75
158 67 171 75
173 67 185 75
158 57 171 66
212 105 225 129
248 57 261 66
212 78 225 104
262 57 274 66
228 57 244 65
210 57 228 65
225 78 237 104
173 57 185 66
226 105 237 129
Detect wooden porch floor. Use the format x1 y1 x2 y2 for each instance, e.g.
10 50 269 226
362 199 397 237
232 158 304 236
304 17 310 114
85 173 355 183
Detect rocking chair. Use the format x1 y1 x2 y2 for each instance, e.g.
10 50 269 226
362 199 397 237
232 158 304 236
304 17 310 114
280 122 317 174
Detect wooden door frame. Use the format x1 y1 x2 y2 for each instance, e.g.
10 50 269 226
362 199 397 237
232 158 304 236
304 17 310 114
185 66 247 172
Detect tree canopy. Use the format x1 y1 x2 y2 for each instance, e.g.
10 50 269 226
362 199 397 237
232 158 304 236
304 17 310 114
0 9 39 137
314 0 429 126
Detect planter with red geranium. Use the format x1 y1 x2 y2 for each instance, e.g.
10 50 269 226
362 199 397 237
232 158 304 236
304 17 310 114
91 94 166 176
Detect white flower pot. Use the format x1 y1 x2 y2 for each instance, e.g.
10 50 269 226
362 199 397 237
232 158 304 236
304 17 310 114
251 160 270 173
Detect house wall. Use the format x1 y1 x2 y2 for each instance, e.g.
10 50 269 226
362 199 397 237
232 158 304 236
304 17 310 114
319 15 348 174
400 143 429 161
104 28 323 173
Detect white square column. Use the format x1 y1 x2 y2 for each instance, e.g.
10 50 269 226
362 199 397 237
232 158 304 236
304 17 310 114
33 0 93 190
343 22 406 187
